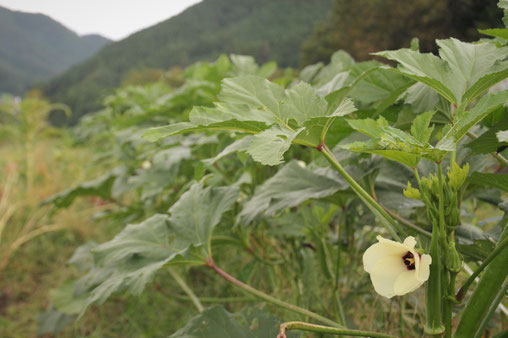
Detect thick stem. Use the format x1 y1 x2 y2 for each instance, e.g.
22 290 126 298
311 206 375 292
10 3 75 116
320 145 403 241
168 268 204 312
277 321 398 338
437 164 447 241
424 222 445 335
437 163 452 336
206 258 343 328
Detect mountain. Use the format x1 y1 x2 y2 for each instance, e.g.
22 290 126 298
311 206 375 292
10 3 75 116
0 6 111 95
41 0 332 124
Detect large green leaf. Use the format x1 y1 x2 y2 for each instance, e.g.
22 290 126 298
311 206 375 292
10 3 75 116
402 83 440 113
468 172 508 192
410 111 435 143
42 169 121 208
436 38 508 103
71 181 239 316
479 28 508 40
437 90 508 148
349 62 414 108
343 117 447 167
229 54 276 78
374 48 458 104
169 306 299 338
375 39 508 105
144 76 357 165
239 161 348 224
246 125 303 166
202 136 253 165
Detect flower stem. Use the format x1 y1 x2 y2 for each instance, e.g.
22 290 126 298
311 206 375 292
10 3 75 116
319 145 403 241
380 204 431 238
276 321 398 338
206 258 343 328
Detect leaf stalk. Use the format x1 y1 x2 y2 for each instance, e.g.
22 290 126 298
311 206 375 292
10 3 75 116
206 258 343 328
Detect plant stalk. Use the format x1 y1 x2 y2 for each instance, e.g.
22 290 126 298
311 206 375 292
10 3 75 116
168 268 204 312
320 145 403 241
424 222 445 335
206 258 343 328
276 321 398 338
437 163 453 336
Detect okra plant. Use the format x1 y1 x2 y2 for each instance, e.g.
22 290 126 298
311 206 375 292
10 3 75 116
43 3 508 337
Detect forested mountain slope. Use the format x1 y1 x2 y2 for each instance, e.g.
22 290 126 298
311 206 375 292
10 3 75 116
301 0 502 64
0 6 110 95
42 0 332 124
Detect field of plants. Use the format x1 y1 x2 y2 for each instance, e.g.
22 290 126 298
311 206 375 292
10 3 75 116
1 5 508 338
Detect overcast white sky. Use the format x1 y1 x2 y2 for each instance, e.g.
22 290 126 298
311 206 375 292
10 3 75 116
0 0 202 40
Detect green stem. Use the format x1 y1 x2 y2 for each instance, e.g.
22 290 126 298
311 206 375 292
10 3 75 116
173 294 256 303
437 163 453 336
332 207 346 325
413 167 422 186
425 222 445 335
320 145 403 241
437 163 447 241
381 205 431 238
456 233 508 301
276 321 398 338
207 258 343 328
168 268 204 312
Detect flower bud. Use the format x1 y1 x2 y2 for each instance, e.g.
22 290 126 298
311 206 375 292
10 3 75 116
445 241 462 273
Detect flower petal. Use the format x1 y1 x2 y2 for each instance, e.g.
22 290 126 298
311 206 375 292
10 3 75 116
416 254 432 281
403 236 416 249
394 270 424 295
369 256 407 298
363 237 408 273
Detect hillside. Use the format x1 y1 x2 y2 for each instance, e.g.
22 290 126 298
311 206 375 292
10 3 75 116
0 6 110 95
42 0 332 124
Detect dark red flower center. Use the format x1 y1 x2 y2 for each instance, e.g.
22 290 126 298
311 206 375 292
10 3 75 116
402 251 416 270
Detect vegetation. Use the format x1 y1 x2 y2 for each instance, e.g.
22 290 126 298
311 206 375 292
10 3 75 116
41 0 332 124
0 6 110 96
301 0 503 64
2 2 508 337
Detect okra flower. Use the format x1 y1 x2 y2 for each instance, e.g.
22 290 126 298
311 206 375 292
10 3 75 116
363 236 431 298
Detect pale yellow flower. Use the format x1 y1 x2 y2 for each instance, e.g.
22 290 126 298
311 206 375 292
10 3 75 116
363 236 432 298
